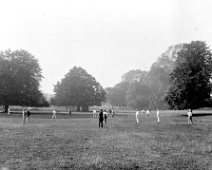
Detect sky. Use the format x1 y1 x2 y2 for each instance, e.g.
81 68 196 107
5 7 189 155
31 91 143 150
0 0 212 94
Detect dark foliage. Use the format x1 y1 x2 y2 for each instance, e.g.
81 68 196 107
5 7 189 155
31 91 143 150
165 41 212 109
0 49 46 111
53 66 106 111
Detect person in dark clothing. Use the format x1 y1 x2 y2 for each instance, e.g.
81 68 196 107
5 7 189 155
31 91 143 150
22 108 31 124
98 109 104 128
26 109 31 123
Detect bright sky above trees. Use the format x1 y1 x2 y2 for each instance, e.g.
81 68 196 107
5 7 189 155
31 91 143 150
0 0 212 93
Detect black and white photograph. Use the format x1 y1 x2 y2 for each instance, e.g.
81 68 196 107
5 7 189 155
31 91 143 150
0 0 212 169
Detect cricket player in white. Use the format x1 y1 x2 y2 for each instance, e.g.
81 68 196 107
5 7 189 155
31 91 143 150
156 108 160 123
22 108 26 124
146 110 150 117
52 109 57 119
7 107 10 115
187 109 193 125
93 109 97 117
135 109 140 123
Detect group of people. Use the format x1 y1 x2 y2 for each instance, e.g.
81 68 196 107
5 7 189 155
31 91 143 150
135 108 160 124
136 108 193 125
22 108 31 124
93 109 108 128
22 108 57 124
10 106 193 126
93 109 115 118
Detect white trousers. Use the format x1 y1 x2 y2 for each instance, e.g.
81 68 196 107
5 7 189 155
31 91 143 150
136 115 139 123
157 115 160 123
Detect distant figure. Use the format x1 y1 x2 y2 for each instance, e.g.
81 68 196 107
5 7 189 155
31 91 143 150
109 109 112 117
187 109 193 125
103 110 108 123
52 109 57 119
7 107 10 115
98 109 104 128
141 110 145 115
93 109 97 118
135 109 140 123
69 110 72 115
112 109 115 117
26 109 31 123
22 108 26 124
146 110 150 117
156 108 160 123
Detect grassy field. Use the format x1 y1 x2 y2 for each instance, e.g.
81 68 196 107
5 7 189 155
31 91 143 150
0 110 212 170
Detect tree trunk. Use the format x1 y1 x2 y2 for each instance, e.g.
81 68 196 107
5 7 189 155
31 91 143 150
82 105 89 112
4 105 8 113
77 104 81 112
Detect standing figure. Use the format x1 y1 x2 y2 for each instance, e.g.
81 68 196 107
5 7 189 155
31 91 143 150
187 109 193 125
52 109 57 119
146 110 150 117
156 108 160 123
98 109 104 128
22 108 26 124
135 109 140 123
26 109 31 123
109 109 112 117
93 109 97 118
103 110 108 124
141 110 145 115
8 106 10 115
112 109 115 117
69 109 72 115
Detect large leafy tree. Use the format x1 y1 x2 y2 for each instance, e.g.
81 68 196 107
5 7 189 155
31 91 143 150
53 66 106 111
145 43 184 109
0 49 46 112
146 65 170 109
165 41 212 109
121 69 147 83
126 81 152 109
106 81 129 108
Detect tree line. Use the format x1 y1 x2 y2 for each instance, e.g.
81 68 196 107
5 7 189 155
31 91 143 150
0 50 106 112
106 41 212 110
0 41 212 112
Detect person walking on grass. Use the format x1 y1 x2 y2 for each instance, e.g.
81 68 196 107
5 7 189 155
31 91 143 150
26 108 31 123
187 109 193 125
93 109 97 118
103 110 108 124
135 109 140 124
22 107 26 124
146 109 150 117
98 109 104 128
22 107 31 124
156 108 160 123
7 106 10 115
109 109 112 117
52 109 57 119
112 109 115 117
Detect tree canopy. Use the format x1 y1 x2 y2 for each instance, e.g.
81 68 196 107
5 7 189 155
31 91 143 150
0 49 47 112
126 82 152 109
106 44 184 110
165 41 212 109
121 69 147 83
53 66 106 111
106 81 129 108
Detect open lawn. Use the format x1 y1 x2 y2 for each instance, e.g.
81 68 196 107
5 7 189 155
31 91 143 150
0 110 212 170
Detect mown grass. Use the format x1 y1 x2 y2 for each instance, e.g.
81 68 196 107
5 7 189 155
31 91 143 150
0 111 212 170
